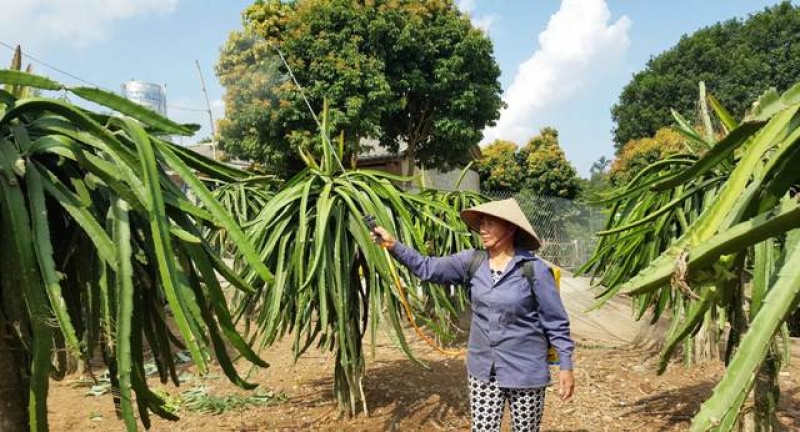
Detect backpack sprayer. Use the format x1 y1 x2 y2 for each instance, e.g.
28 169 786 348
273 45 464 357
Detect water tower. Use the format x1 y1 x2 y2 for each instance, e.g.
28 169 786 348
121 81 167 116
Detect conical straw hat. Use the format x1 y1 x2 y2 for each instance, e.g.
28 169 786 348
460 198 542 250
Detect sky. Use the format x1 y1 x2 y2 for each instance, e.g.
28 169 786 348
0 0 793 176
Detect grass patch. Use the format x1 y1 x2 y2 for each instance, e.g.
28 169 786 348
180 387 288 415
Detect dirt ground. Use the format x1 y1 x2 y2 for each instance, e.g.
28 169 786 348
48 331 800 432
48 276 800 431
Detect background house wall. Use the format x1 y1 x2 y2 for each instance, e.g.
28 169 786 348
357 138 480 192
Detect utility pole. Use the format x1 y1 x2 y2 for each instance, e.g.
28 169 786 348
195 59 217 159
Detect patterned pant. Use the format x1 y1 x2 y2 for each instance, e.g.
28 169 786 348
468 372 546 432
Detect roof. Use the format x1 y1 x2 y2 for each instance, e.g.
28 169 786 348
357 138 408 162
186 139 482 166
357 138 482 162
186 142 250 168
186 142 216 159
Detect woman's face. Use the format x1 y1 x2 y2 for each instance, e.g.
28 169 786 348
478 215 516 250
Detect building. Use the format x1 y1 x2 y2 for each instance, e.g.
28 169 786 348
185 142 251 170
183 138 482 192
357 138 481 192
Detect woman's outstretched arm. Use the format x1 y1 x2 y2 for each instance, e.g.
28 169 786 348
372 226 473 285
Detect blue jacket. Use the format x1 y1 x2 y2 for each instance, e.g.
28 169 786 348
391 242 574 388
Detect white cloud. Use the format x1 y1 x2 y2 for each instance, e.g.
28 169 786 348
0 0 178 52
456 0 498 34
481 0 631 145
472 14 499 33
456 0 477 13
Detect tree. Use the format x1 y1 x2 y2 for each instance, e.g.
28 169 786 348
216 0 503 177
611 1 800 149
609 127 688 186
578 156 612 202
590 156 611 178
521 128 581 199
231 109 477 415
0 68 272 431
474 139 523 192
582 81 800 432
476 128 581 199
216 32 290 173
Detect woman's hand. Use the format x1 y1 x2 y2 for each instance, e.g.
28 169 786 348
371 226 397 250
559 370 575 401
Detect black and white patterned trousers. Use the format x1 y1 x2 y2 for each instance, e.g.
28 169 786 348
468 371 546 432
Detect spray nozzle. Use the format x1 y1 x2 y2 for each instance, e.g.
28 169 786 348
363 215 382 243
363 214 377 230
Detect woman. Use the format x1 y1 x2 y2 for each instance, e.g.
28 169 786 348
372 198 575 432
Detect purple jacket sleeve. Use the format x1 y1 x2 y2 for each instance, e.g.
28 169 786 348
390 242 473 286
533 260 574 371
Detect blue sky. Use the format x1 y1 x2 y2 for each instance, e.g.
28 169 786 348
0 0 792 176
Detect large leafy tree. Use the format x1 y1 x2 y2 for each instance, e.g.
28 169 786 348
216 0 503 177
609 127 688 186
475 128 580 199
215 33 286 172
474 139 523 192
521 127 581 199
611 1 800 149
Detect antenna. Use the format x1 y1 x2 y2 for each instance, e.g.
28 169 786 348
195 59 217 158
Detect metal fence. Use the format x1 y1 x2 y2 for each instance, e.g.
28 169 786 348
482 190 606 270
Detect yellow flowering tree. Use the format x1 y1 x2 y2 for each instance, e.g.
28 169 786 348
610 127 688 186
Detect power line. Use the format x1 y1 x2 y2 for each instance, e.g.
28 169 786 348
0 40 105 89
168 105 210 112
0 40 215 114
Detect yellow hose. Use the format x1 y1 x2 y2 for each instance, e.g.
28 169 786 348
380 248 563 364
380 245 465 357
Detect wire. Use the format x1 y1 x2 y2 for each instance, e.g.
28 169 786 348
274 46 361 193
168 105 210 112
0 40 105 88
0 40 212 114
382 246 465 357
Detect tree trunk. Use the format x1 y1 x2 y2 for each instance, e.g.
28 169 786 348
404 142 416 180
0 325 27 432
681 297 721 367
752 348 782 432
691 306 722 365
737 406 757 432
